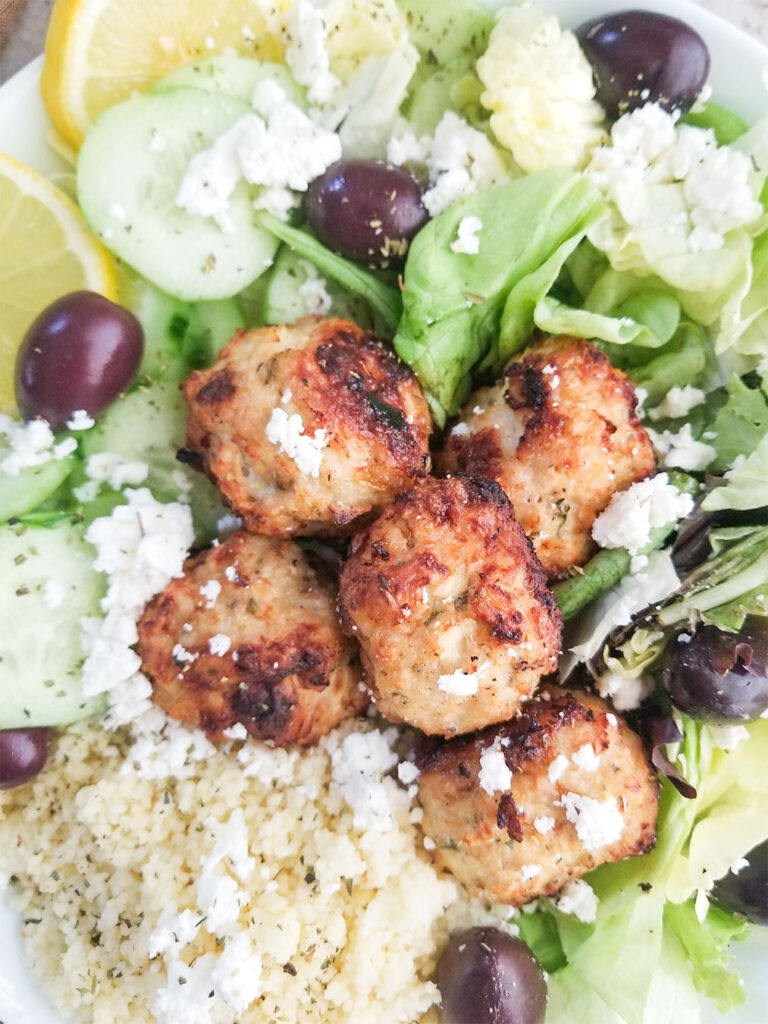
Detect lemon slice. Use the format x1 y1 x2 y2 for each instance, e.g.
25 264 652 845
0 152 115 412
41 0 288 148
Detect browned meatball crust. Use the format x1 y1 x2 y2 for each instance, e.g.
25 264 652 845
338 475 562 737
183 316 432 537
417 687 658 905
437 336 655 578
137 530 367 745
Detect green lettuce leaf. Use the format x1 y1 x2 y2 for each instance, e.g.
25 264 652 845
665 901 751 1012
709 374 768 474
703 432 768 511
393 168 605 422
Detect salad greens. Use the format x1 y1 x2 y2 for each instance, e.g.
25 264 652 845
2 0 768 1022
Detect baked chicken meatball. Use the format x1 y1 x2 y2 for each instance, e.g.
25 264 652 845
417 687 658 905
437 336 655 578
338 475 562 737
137 530 367 745
183 316 432 537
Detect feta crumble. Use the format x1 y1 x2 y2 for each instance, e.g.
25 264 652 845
0 414 76 476
554 878 598 923
556 792 625 851
647 422 716 472
176 80 342 229
283 0 339 104
209 633 232 656
199 579 222 608
387 111 506 216
330 727 401 830
585 103 764 282
521 864 542 881
265 406 328 477
534 815 555 835
65 409 96 431
571 743 600 773
436 661 489 696
647 385 706 421
595 671 654 712
591 473 695 554
450 215 483 255
298 260 333 314
479 740 512 795
547 753 570 784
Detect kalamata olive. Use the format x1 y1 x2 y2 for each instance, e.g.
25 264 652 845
15 290 144 429
305 160 428 269
710 839 768 925
576 10 710 119
436 927 547 1024
661 617 768 722
0 728 51 789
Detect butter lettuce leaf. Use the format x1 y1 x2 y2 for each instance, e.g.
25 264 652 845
393 168 604 422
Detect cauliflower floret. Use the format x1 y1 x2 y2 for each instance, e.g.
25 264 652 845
476 6 606 173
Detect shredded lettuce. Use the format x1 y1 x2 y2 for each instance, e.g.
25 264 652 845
703 432 768 511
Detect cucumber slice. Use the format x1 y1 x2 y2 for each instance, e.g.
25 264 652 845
151 55 305 108
0 455 76 524
0 522 106 728
80 381 227 542
77 87 278 301
116 262 244 382
263 246 377 329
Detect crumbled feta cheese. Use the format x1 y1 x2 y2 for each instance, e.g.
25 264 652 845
153 953 217 1024
477 6 606 172
388 111 506 216
554 878 598 923
176 80 342 229
423 836 436 851
450 215 483 255
557 792 625 851
436 661 489 696
298 260 333 314
630 554 649 574
65 409 95 431
397 760 420 785
707 723 750 751
478 740 512 795
648 423 716 472
534 815 555 835
199 579 221 608
606 712 618 727
585 104 763 280
0 414 76 476
330 727 401 830
81 451 150 491
521 864 542 881
283 0 339 104
731 857 750 875
592 473 694 553
148 907 200 958
265 406 327 477
172 643 197 665
647 385 706 421
80 489 194 702
208 633 231 656
595 671 654 712
211 933 263 1012
547 754 569 784
572 743 600 773
223 722 248 741
42 578 66 610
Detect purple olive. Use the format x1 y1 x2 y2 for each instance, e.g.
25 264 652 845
15 290 144 428
305 160 428 269
576 10 710 119
436 927 547 1024
0 728 51 789
661 617 768 723
710 839 768 925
